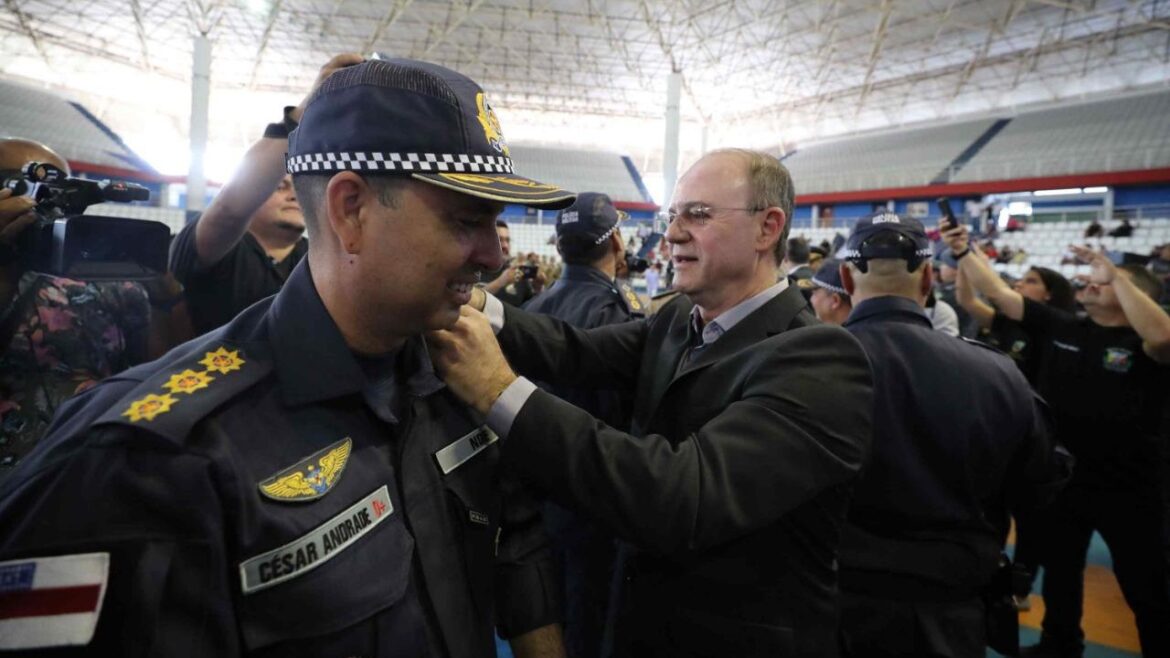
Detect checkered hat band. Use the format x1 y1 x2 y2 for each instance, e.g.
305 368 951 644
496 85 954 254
287 152 514 174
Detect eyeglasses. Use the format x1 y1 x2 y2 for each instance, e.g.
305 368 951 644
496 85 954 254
666 202 764 228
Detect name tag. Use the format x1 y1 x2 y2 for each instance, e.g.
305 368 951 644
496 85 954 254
239 486 393 595
434 427 499 475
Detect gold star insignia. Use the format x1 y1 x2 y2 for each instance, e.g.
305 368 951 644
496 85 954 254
199 347 245 374
163 369 215 395
122 393 178 422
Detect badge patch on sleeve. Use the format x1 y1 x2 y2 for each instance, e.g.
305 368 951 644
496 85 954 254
239 485 393 594
258 438 352 502
434 427 498 475
0 552 110 650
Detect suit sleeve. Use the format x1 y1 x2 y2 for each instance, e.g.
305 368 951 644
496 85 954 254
498 302 647 393
501 326 873 555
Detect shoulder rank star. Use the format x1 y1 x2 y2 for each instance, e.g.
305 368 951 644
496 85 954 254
122 393 178 422
259 438 353 502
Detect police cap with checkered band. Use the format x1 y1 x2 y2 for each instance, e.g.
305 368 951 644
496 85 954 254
287 57 576 209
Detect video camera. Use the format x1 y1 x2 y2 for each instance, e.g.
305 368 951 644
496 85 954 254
2 162 169 280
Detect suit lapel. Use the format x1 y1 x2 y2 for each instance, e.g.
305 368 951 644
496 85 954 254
668 286 810 384
638 311 692 426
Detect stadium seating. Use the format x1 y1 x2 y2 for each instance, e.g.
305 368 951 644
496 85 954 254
953 90 1170 182
509 145 647 203
0 79 152 172
782 119 998 194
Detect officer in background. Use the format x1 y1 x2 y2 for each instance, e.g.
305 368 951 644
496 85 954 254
807 257 851 325
835 212 1071 658
523 191 643 658
0 56 571 657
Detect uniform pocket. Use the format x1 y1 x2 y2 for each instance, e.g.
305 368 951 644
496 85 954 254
237 486 416 651
442 459 500 619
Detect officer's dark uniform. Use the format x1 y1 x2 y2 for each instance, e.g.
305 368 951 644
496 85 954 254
521 191 643 658
836 213 1071 658
0 261 557 657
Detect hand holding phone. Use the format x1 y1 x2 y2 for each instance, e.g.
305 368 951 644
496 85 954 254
938 197 959 231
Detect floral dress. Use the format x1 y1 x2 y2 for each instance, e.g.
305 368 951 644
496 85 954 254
0 272 150 480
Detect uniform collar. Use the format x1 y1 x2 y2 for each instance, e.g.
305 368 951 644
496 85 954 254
266 260 443 407
844 295 931 329
559 264 615 287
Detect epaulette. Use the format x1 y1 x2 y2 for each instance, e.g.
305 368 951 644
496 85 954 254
93 340 272 443
649 289 681 316
616 281 646 317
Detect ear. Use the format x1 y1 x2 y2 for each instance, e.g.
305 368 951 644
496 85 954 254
840 262 857 296
325 172 372 255
759 208 786 255
919 261 934 299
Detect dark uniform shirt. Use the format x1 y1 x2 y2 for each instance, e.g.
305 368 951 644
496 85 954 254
522 264 643 658
980 312 1039 384
1022 298 1170 492
523 265 643 430
0 261 557 657
840 296 1067 596
170 218 308 336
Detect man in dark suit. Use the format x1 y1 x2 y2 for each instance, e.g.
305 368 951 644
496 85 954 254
430 148 874 658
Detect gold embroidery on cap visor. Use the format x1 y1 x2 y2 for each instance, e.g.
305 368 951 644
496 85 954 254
475 92 509 157
259 438 353 502
429 173 563 196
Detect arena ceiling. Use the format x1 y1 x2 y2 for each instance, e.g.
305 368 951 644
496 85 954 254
2 0 1169 176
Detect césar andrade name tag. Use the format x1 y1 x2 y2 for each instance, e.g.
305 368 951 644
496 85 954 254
239 486 393 594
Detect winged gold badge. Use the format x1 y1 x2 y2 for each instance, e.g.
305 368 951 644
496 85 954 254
259 438 352 502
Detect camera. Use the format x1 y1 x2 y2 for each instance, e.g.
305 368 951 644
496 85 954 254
937 197 959 231
624 252 649 274
2 162 168 280
519 264 539 279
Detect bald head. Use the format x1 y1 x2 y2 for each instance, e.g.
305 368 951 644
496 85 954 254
0 138 69 176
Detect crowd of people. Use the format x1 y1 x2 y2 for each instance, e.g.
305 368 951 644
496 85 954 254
0 53 1168 658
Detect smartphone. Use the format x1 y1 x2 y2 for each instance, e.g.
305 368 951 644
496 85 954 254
938 197 959 231
519 264 538 279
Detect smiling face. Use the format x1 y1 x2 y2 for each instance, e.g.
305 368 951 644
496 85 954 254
354 180 505 336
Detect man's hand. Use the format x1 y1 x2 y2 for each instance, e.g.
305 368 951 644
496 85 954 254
428 306 518 415
1069 244 1116 286
291 53 365 122
939 220 970 255
0 188 37 246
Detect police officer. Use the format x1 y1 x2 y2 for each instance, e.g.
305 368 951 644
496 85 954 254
835 212 1071 658
522 192 643 658
0 56 573 657
943 225 1170 658
807 257 852 325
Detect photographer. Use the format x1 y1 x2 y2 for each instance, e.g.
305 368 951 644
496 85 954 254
170 54 363 336
482 220 544 306
0 138 176 480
